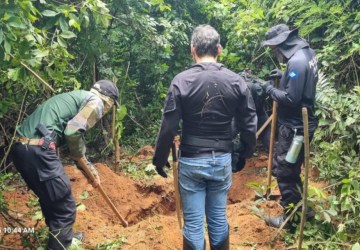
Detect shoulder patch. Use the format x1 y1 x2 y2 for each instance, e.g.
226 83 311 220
289 70 298 79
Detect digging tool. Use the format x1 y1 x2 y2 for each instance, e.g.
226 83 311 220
298 107 310 249
171 142 183 229
77 158 128 227
266 78 280 198
256 114 272 139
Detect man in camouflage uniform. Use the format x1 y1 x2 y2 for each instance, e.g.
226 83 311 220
11 80 119 249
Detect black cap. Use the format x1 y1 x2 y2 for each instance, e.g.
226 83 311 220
92 80 119 106
261 24 298 46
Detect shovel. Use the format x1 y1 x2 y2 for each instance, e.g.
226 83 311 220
77 158 128 227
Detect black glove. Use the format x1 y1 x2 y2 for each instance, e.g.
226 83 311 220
232 156 246 173
260 80 273 92
155 161 171 178
269 69 283 79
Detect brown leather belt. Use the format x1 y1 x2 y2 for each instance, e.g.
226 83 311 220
16 136 56 150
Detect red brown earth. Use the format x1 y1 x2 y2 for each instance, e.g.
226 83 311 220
1 149 321 249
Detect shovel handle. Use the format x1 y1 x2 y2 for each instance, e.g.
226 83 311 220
266 78 280 197
298 107 310 249
77 158 128 227
171 142 183 229
256 115 272 139
171 143 177 162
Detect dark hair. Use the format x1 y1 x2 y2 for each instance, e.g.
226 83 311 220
191 25 220 57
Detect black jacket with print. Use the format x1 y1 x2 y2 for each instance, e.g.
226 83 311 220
153 62 257 169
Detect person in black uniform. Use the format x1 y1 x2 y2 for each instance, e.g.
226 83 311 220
261 24 318 228
232 70 271 173
153 25 257 250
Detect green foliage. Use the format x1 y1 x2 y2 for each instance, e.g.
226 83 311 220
205 0 274 74
313 72 360 180
120 160 156 180
272 0 360 88
1 0 359 248
0 172 13 212
282 73 360 247
95 236 127 249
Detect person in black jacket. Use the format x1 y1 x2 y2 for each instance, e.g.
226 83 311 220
261 24 318 229
232 71 271 173
152 25 257 249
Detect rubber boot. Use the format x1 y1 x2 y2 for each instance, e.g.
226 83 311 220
47 226 73 250
73 232 85 242
210 231 229 250
183 237 206 250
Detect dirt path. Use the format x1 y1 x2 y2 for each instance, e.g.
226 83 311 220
2 152 287 249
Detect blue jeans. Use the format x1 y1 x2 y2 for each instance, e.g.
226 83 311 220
179 152 232 249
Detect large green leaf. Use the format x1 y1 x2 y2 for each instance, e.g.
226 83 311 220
7 16 26 29
42 10 58 17
59 30 76 39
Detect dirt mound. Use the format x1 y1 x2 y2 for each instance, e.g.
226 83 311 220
2 152 289 249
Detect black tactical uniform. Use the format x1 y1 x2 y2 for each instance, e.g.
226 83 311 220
262 24 318 228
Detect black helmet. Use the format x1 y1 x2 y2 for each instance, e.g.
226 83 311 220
92 80 119 106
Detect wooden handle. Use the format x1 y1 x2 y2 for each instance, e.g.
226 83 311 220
172 143 182 229
266 78 280 197
256 115 272 139
77 158 128 227
266 102 277 197
298 107 310 249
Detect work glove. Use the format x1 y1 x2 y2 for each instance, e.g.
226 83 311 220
269 69 283 79
260 80 273 92
76 157 101 188
232 156 246 173
232 141 247 173
155 161 171 178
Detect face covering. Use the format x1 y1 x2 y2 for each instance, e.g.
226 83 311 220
277 35 309 60
274 47 285 63
90 88 115 115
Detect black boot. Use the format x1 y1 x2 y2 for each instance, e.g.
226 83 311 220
210 235 229 250
73 232 85 242
183 237 205 250
264 213 287 228
264 209 315 232
210 230 229 250
47 226 73 250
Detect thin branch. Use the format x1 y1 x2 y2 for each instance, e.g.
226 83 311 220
0 90 29 170
127 114 146 130
20 62 55 93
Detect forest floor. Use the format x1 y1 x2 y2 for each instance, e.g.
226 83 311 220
1 146 323 250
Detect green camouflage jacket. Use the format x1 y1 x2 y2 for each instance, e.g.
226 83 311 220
17 90 106 159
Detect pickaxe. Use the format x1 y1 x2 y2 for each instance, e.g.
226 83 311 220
77 158 128 227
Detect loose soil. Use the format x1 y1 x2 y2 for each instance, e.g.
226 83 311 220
1 149 320 250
